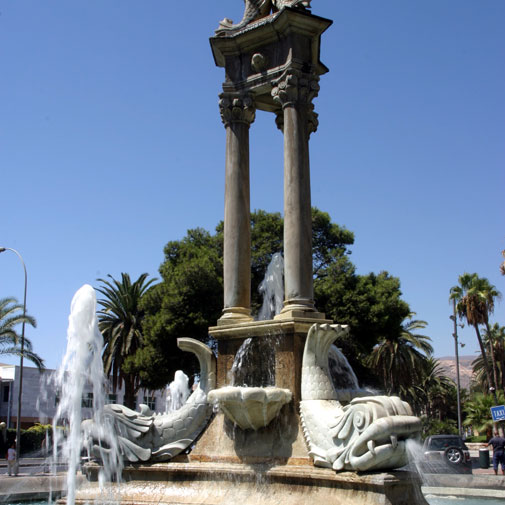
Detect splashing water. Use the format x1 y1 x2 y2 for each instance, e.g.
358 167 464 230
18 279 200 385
165 370 190 412
328 345 360 390
231 334 281 387
52 284 123 505
257 253 284 321
406 437 424 470
230 253 285 386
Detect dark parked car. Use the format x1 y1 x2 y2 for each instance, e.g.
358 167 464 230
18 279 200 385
417 434 472 474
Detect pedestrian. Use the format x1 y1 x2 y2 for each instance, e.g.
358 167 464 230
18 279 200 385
487 431 505 475
6 443 16 476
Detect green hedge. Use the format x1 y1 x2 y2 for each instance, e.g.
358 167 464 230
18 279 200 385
1 424 65 456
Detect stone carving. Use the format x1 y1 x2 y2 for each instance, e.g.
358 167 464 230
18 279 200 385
219 94 256 127
300 323 422 471
272 72 320 134
251 53 268 73
208 386 292 430
82 338 216 462
217 0 312 34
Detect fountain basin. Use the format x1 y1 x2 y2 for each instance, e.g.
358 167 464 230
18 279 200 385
208 386 292 430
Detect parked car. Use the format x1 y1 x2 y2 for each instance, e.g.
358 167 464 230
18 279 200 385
417 434 472 474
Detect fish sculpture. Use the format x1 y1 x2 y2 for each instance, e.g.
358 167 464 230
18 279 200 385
300 323 422 471
217 0 311 35
82 337 216 462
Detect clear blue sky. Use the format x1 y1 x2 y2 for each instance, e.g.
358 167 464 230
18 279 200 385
1 1 504 371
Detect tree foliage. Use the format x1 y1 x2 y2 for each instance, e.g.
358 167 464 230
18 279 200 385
0 297 44 370
366 313 433 395
450 273 501 401
472 323 505 392
405 357 456 420
464 391 505 436
135 209 415 391
132 228 223 390
96 272 156 408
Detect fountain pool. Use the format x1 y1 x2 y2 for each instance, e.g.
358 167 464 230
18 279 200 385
427 498 505 505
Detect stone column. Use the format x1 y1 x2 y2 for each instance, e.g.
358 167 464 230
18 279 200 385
272 72 320 317
218 94 255 324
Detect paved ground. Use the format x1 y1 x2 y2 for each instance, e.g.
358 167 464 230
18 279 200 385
0 459 72 503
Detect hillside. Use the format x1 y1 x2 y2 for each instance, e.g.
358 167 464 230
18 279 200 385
437 355 476 390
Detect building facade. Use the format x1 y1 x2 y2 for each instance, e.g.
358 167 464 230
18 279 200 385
0 363 169 429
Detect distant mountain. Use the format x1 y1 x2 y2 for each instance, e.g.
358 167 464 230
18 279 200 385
436 355 477 390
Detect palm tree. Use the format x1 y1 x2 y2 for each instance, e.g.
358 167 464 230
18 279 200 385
478 278 502 393
96 273 156 409
476 323 505 391
464 391 505 438
414 357 455 420
471 354 492 393
450 273 501 403
0 297 44 370
367 313 433 395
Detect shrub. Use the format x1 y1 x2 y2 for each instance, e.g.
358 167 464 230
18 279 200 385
421 417 458 437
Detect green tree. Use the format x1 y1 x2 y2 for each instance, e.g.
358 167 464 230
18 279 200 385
421 418 458 437
366 313 433 395
133 228 223 390
137 209 410 390
477 278 502 393
0 297 44 369
464 391 505 438
316 268 411 382
96 272 156 409
450 273 501 402
473 323 505 392
407 357 456 420
487 324 505 390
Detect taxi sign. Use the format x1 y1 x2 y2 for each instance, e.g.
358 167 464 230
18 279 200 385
491 405 505 421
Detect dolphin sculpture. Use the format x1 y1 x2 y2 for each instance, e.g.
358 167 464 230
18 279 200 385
82 337 216 462
300 323 421 472
216 0 311 35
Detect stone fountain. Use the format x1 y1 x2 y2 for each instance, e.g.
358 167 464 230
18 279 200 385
77 2 428 504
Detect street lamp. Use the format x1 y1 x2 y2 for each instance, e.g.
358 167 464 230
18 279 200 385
450 298 463 438
0 247 27 472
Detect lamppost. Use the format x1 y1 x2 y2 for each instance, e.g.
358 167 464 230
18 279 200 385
0 247 27 471
450 298 463 437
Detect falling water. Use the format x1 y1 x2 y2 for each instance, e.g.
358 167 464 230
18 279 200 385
165 370 190 412
257 252 284 321
406 437 424 472
230 254 285 386
52 284 123 505
327 345 360 390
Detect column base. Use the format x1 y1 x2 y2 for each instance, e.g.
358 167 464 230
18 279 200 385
217 307 254 326
274 299 327 321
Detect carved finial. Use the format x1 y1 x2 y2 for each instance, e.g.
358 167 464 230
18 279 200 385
216 0 311 35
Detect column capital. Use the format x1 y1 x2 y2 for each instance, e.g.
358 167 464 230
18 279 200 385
219 93 256 127
271 71 320 109
272 71 320 134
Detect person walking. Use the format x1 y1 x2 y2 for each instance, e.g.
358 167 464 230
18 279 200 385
487 431 505 475
6 443 16 476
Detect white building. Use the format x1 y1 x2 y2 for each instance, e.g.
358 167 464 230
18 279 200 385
0 363 169 429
